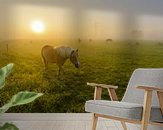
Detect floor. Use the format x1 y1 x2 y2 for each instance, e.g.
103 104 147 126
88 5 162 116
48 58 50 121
0 113 140 130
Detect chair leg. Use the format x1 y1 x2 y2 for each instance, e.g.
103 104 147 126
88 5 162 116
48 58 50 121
121 121 127 130
141 90 152 130
92 113 98 130
141 123 148 130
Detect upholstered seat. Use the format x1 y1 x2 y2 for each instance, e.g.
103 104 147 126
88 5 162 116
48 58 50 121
85 100 163 122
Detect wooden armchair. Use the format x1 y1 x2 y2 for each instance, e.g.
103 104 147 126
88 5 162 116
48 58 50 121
85 69 163 130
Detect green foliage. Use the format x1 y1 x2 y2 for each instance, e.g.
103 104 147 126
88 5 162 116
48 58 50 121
0 123 19 130
0 63 14 89
0 91 43 114
10 91 43 107
0 63 43 130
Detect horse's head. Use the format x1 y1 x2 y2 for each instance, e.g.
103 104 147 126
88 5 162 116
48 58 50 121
70 49 80 68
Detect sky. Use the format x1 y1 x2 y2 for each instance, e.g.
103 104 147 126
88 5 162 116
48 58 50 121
0 0 163 40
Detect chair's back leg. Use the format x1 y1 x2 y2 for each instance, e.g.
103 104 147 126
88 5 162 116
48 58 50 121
92 113 98 130
108 88 128 129
157 91 163 114
121 121 127 130
141 90 152 130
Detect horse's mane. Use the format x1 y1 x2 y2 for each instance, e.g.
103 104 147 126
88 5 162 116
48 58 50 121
54 46 74 59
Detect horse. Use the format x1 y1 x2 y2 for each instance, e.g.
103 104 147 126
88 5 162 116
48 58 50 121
41 45 80 76
106 38 113 42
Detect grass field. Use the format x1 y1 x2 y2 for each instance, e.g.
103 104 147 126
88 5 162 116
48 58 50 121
0 39 163 113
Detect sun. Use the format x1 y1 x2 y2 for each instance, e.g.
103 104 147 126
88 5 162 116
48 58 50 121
31 20 45 33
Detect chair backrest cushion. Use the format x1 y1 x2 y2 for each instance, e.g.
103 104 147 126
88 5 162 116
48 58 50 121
122 69 163 107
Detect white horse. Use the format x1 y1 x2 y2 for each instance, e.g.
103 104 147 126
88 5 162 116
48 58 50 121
41 45 80 76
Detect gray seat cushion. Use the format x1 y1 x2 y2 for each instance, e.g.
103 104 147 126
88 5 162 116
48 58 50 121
85 100 163 122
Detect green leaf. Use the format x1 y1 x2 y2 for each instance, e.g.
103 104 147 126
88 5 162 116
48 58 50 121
10 91 43 106
0 91 43 114
0 63 14 89
0 123 19 130
0 103 12 114
0 78 5 90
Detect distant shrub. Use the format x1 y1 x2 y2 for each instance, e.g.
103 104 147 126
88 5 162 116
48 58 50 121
158 42 162 45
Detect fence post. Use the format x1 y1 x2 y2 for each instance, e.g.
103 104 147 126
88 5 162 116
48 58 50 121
6 44 8 52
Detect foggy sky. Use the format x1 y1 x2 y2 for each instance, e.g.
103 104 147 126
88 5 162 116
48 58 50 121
1 0 163 40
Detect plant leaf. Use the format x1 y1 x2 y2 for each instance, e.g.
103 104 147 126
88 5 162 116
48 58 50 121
0 78 5 90
0 123 19 130
0 63 14 89
10 91 43 106
0 103 12 114
0 91 43 114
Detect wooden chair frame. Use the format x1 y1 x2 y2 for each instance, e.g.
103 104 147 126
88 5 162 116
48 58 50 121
87 82 163 130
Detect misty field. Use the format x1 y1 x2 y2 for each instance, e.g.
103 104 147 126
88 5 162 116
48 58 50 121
0 40 163 113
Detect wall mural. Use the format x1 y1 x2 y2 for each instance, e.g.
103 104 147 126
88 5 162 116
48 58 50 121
0 0 163 114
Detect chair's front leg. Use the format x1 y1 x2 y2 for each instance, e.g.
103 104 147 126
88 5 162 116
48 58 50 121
141 90 153 130
94 86 102 100
92 113 98 130
92 86 102 130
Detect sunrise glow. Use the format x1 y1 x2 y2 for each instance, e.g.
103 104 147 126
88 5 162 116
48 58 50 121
31 20 45 33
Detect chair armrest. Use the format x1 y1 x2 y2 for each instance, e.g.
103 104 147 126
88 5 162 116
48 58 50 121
137 86 163 92
87 82 118 101
87 82 118 89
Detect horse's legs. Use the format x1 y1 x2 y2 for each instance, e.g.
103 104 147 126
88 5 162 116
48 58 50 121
44 61 48 71
42 56 48 71
61 66 65 74
45 62 48 71
58 66 62 77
